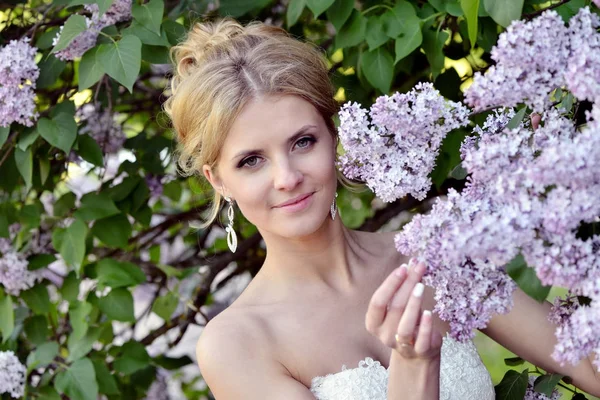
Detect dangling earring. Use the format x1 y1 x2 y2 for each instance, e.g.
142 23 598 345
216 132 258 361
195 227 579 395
224 196 238 253
330 192 338 220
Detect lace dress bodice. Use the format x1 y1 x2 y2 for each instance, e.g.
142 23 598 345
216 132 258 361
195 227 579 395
309 334 495 400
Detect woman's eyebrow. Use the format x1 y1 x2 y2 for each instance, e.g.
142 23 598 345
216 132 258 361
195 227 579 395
230 124 318 161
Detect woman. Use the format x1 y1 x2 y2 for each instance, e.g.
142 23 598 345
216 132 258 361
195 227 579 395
163 18 600 399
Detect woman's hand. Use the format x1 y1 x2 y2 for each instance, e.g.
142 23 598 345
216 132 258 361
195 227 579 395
365 258 443 399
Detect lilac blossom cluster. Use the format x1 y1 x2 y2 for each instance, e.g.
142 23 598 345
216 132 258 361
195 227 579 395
0 351 26 399
0 224 46 296
53 0 132 60
0 38 39 127
146 175 164 199
524 376 562 400
76 103 125 155
465 7 600 112
337 83 469 202
397 106 600 366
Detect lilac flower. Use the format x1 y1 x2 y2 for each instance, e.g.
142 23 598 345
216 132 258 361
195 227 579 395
0 351 26 399
465 11 570 112
524 376 561 400
0 38 39 127
565 7 600 103
548 295 580 325
146 175 164 198
338 83 469 202
0 240 43 296
54 0 132 61
76 104 125 155
551 302 600 369
144 368 170 400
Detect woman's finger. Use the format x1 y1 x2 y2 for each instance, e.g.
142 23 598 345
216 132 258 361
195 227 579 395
413 310 433 354
365 264 408 332
383 260 426 334
394 282 425 345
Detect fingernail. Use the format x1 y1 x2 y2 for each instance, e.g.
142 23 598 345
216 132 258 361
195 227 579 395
395 264 407 277
413 282 424 297
423 310 432 318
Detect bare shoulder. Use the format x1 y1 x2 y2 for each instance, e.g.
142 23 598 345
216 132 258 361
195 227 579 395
196 307 316 399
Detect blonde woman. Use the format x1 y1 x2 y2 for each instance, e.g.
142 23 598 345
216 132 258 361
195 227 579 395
163 19 600 400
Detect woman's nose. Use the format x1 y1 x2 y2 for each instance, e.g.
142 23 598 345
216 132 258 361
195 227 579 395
273 159 303 191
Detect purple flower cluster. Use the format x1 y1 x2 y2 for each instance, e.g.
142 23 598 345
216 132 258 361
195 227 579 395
465 7 600 112
0 350 26 399
0 224 45 296
0 38 39 127
146 175 164 199
53 0 132 60
76 104 125 155
338 83 470 202
395 106 600 349
524 376 562 400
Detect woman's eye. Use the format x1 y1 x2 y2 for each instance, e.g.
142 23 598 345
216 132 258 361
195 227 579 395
295 137 315 149
242 156 259 167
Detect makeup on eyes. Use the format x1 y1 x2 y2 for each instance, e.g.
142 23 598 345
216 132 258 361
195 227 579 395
235 135 318 169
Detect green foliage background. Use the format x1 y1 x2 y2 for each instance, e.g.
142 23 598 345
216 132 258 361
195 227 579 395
0 0 598 399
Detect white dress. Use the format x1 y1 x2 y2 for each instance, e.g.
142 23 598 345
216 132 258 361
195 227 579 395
310 334 495 400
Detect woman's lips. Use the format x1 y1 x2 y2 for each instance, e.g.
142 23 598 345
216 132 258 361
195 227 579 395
274 192 314 212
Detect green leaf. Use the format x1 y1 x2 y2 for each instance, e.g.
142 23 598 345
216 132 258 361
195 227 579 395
506 254 551 302
97 35 142 93
54 192 76 217
366 16 389 50
132 0 164 35
36 27 61 50
141 44 170 64
335 10 367 49
96 258 146 288
382 1 420 37
55 358 99 400
61 271 80 304
59 219 88 273
286 0 306 28
306 0 335 17
17 128 39 151
35 386 61 400
38 113 78 153
24 315 49 345
76 134 104 167
483 0 524 27
91 213 132 248
504 356 525 366
14 147 33 188
78 47 104 91
21 284 51 315
74 192 120 222
69 300 92 340
67 327 102 362
40 157 50 185
50 100 76 118
506 107 527 130
163 19 187 46
153 355 193 370
0 294 14 343
495 369 529 400
461 0 479 48
27 341 59 370
219 0 272 17
37 55 66 89
151 292 178 320
92 359 120 395
28 254 57 271
533 373 564 396
391 21 422 62
52 15 87 53
0 126 9 147
20 204 41 229
422 29 449 79
155 263 182 278
361 47 393 93
326 0 354 31
98 288 135 322
113 341 150 374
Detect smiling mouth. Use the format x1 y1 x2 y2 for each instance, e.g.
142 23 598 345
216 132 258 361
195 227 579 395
274 192 314 208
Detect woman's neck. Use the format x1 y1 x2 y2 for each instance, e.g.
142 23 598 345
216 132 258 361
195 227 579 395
257 219 375 295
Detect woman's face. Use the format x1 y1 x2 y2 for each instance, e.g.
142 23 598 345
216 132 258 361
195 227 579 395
203 94 337 239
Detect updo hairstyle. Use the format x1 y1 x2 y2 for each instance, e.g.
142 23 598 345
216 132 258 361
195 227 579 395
163 18 347 227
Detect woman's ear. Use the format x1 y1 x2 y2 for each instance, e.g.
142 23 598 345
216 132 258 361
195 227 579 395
202 165 224 197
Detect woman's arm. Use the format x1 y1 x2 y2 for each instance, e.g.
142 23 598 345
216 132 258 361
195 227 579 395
196 316 317 400
481 287 600 397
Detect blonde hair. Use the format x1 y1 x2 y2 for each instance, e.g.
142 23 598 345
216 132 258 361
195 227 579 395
163 18 360 228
